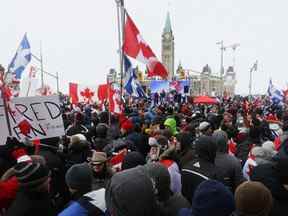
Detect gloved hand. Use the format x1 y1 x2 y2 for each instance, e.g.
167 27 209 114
5 137 25 152
5 137 29 162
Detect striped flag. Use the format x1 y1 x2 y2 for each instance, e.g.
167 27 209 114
268 79 284 104
124 55 147 98
8 34 31 82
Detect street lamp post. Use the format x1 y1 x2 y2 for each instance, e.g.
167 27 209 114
32 54 60 94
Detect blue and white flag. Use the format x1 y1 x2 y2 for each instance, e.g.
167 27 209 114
268 79 284 104
124 55 147 98
8 34 31 81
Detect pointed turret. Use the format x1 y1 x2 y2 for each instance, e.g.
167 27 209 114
162 11 174 79
163 12 172 34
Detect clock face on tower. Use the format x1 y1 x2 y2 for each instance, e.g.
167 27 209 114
164 33 170 40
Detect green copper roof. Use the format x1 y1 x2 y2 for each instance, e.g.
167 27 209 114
163 12 172 34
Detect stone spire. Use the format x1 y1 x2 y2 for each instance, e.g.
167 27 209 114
163 12 172 34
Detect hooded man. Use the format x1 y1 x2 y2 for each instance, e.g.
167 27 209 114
144 163 190 216
59 163 106 216
105 166 160 216
213 130 245 192
181 135 224 203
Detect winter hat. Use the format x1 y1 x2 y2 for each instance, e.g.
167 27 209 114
96 123 109 138
149 137 160 147
164 118 178 136
176 132 193 151
198 121 211 132
90 151 107 165
262 141 277 157
235 181 273 216
106 166 159 216
65 163 93 191
14 162 50 191
121 119 134 132
122 152 146 170
144 163 171 201
178 208 192 216
70 134 87 145
191 180 235 216
251 147 272 165
195 136 217 163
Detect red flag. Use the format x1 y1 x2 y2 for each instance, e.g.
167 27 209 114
108 84 122 114
123 15 168 79
69 83 79 104
69 82 97 104
97 84 108 102
97 83 123 114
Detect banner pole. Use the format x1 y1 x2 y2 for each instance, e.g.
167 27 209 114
0 65 12 136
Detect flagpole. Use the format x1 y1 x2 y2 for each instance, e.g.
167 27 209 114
249 67 252 98
26 80 31 97
40 42 44 90
56 72 60 94
121 1 125 100
249 60 257 100
116 0 125 100
107 75 111 126
0 65 12 136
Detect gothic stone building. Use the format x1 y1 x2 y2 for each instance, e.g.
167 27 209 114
139 12 236 97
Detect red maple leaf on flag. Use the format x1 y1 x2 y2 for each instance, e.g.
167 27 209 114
80 88 95 103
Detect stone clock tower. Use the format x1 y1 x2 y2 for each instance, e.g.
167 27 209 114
162 12 175 80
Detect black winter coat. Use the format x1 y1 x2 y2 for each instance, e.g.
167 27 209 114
6 190 55 216
215 152 245 192
251 163 288 216
181 159 223 204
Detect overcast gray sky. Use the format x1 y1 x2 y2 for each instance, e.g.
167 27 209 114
1 0 287 95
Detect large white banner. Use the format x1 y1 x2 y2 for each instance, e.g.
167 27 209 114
0 95 65 145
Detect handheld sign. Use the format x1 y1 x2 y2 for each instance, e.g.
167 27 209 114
0 95 65 145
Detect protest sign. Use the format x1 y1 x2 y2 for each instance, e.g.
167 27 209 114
0 95 65 145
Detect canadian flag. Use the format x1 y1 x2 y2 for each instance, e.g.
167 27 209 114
96 83 123 114
123 15 168 79
109 84 123 114
69 82 98 104
98 84 123 114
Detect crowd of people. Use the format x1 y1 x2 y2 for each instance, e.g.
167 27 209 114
0 94 288 216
